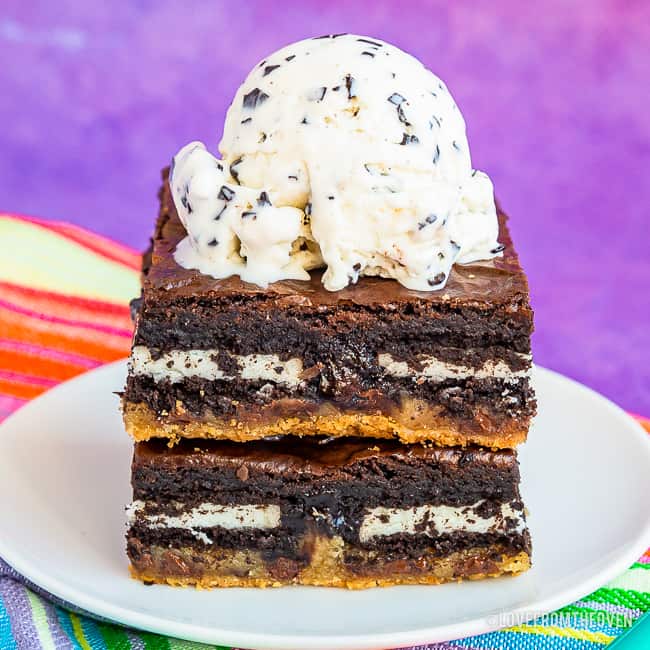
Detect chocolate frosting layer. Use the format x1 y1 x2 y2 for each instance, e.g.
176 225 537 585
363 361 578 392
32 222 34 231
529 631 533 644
145 169 531 309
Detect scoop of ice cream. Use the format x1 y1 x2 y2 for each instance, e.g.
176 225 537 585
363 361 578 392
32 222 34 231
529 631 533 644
170 34 502 291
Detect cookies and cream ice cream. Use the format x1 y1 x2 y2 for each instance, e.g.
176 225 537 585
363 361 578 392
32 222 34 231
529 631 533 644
169 34 502 291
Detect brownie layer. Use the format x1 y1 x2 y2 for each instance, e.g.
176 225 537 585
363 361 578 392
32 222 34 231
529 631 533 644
127 535 531 589
132 437 522 505
134 299 532 356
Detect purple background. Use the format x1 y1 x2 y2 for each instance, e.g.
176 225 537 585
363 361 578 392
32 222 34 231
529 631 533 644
1 1 648 413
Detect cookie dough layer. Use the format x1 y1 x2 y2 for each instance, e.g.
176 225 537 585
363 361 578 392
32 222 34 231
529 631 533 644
123 398 529 448
128 535 531 589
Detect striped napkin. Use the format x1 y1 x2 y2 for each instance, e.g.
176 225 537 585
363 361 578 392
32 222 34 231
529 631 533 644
0 212 648 649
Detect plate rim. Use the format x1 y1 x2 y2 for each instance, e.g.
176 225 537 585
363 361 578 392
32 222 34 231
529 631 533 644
0 360 649 649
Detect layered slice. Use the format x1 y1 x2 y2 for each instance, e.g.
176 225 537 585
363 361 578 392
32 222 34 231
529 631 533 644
127 436 531 588
122 175 536 449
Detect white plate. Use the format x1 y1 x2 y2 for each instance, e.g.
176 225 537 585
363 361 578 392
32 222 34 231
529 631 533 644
0 362 649 649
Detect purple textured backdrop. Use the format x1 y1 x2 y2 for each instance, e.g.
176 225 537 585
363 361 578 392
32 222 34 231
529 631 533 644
1 1 648 413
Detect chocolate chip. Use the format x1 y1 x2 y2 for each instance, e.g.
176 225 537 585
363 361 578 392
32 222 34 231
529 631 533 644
242 88 269 110
452 140 461 151
285 54 296 61
418 214 437 230
180 185 193 214
258 132 267 143
450 240 461 254
429 116 441 129
301 116 309 125
491 244 506 254
309 86 327 101
328 195 335 200
332 85 340 91
399 133 419 145
288 175 298 180
263 64 280 77
229 157 242 184
257 191 271 207
396 104 411 126
240 117 252 124
357 38 383 47
428 272 446 286
218 185 234 201
345 74 356 99
353 262 361 271
180 193 189 210
361 51 375 57
241 211 257 219
432 145 440 164
207 238 218 247
388 94 410 125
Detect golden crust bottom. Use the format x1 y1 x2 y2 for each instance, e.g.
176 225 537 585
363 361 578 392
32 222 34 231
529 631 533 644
128 535 531 589
123 400 528 449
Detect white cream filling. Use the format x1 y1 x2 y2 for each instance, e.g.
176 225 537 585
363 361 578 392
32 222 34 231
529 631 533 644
130 346 530 386
359 500 524 543
126 501 281 545
377 353 531 383
129 346 304 386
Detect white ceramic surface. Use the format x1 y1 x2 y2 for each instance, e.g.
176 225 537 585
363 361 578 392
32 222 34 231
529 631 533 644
0 362 648 649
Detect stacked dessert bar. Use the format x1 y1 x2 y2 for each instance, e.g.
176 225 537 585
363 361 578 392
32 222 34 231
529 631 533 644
122 178 535 588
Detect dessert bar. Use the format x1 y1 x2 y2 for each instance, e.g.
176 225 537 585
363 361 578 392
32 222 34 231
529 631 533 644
127 436 531 588
123 179 535 449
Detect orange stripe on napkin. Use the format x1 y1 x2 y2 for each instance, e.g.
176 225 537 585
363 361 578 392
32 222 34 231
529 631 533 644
0 282 133 331
0 377 53 400
0 349 91 383
0 306 131 363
